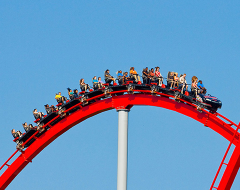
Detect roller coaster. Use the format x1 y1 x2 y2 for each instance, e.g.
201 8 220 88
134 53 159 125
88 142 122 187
0 77 239 190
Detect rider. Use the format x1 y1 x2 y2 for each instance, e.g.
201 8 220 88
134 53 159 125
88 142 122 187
33 109 44 120
197 80 207 94
79 78 90 92
129 67 141 83
104 69 116 85
179 73 188 93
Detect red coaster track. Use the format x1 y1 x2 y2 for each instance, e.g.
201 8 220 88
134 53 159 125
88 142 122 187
0 92 239 190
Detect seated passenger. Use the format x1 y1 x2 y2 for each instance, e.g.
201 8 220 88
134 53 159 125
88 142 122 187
33 109 44 120
104 69 116 85
123 72 130 84
117 70 124 85
167 72 174 89
154 67 163 86
197 80 207 94
129 67 141 83
79 78 90 92
11 129 23 145
55 92 67 104
73 89 79 98
92 76 99 90
44 104 52 115
98 77 104 88
149 68 155 83
67 88 74 100
179 73 188 93
22 122 33 132
191 76 199 96
173 72 179 88
142 67 150 84
51 105 56 112
11 129 22 139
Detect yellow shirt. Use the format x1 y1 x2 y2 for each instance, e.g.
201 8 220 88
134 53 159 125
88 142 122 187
55 94 62 99
130 70 137 75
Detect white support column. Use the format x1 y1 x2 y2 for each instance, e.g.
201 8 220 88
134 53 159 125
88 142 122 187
117 109 129 190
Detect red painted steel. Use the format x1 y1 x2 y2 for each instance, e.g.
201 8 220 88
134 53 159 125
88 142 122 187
210 123 240 189
218 141 240 190
0 93 239 189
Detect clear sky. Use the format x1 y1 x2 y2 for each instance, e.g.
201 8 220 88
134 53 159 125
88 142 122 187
0 1 240 189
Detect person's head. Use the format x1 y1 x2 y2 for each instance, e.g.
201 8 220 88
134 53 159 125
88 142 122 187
33 109 37 113
44 104 49 108
130 67 134 70
192 76 198 83
183 73 186 78
74 89 78 93
124 72 128 76
98 77 101 81
199 80 202 84
119 70 122 73
22 122 27 126
151 68 154 72
58 92 61 95
106 69 109 73
156 67 159 71
170 72 174 76
11 129 15 134
175 73 178 76
93 76 97 80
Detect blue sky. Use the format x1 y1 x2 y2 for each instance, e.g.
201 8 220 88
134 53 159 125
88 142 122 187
0 1 240 189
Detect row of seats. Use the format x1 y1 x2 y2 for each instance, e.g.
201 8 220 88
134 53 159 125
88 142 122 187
12 67 207 147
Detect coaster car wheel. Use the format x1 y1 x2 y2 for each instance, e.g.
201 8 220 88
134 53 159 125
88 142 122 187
127 84 135 94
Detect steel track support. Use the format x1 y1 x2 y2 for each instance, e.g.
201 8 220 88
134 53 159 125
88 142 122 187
117 109 129 190
217 143 240 190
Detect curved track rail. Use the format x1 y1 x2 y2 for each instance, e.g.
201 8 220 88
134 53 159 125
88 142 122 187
0 90 239 190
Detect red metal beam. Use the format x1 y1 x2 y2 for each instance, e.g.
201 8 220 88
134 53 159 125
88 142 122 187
217 141 240 190
0 94 239 189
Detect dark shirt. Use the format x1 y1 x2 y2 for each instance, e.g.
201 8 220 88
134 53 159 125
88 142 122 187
23 125 31 132
104 71 112 80
169 75 174 80
12 131 21 138
142 70 149 79
45 107 52 115
74 93 79 98
33 113 40 120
